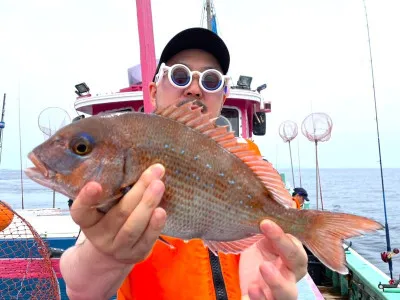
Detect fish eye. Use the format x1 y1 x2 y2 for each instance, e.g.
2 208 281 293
70 135 93 156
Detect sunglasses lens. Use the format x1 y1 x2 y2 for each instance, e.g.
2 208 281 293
202 70 222 91
171 66 190 86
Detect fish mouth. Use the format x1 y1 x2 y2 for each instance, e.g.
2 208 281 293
26 152 50 178
25 152 73 198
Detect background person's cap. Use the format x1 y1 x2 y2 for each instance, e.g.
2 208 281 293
153 27 230 81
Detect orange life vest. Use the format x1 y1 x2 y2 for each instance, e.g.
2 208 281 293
292 197 301 210
117 237 241 300
117 139 262 300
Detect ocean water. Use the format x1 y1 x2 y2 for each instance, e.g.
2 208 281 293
281 167 400 278
0 168 399 278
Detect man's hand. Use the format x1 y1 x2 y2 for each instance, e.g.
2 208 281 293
239 220 308 300
70 163 167 264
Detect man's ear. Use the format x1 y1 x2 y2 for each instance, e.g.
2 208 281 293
149 82 157 108
219 94 227 113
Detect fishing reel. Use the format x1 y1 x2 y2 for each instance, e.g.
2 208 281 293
381 248 399 263
378 248 400 291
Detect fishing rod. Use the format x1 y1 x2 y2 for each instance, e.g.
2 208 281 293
362 0 393 279
17 85 24 209
0 93 6 165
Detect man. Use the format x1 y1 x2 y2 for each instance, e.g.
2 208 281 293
292 187 310 210
60 27 307 300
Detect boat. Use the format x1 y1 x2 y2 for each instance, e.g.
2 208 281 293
1 0 398 299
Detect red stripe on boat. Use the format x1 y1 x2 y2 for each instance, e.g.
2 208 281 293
0 259 62 279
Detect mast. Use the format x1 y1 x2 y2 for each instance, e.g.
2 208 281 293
206 0 212 30
135 0 157 113
0 93 6 165
205 0 217 34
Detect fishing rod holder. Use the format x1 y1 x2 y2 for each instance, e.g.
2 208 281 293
344 241 352 251
378 275 400 291
48 247 65 258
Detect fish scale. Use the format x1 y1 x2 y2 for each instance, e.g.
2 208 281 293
25 101 384 274
137 136 266 240
123 116 270 240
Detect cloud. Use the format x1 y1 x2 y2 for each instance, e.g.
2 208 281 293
0 0 399 170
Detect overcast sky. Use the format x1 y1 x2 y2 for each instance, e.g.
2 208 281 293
0 0 399 171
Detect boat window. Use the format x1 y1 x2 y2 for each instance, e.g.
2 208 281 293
105 107 133 114
115 108 133 113
219 108 240 137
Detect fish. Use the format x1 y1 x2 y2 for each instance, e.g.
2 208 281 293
24 100 383 274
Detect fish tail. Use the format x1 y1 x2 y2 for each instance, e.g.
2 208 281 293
295 210 383 274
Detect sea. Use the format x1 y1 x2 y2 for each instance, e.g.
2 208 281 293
0 168 399 278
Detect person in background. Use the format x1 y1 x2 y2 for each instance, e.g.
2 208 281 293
292 187 310 210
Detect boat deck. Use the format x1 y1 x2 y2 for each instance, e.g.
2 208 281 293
317 286 346 299
297 274 325 299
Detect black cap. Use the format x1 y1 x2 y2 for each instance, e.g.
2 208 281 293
293 187 309 202
153 27 230 81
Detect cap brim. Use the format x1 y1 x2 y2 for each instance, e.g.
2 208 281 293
154 27 230 80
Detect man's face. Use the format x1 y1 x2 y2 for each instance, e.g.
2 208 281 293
149 49 227 119
294 194 305 205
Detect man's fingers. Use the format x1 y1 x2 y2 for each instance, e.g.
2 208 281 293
113 179 165 248
247 283 267 300
259 261 298 300
286 233 308 281
92 164 165 242
124 207 167 263
70 181 104 228
131 163 165 195
260 220 308 281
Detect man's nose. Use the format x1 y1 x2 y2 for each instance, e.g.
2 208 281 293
184 75 202 99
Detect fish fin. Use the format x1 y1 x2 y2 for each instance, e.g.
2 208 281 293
297 210 383 274
157 236 176 250
204 234 265 255
94 195 122 213
155 101 292 208
206 245 219 257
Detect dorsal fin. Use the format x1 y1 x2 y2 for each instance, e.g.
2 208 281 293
154 102 294 208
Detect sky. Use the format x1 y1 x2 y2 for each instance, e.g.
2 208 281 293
0 0 399 171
